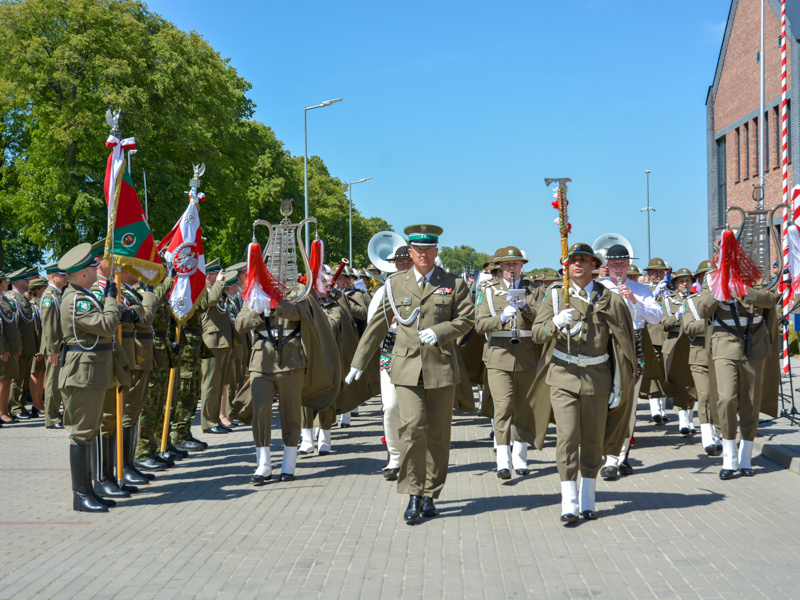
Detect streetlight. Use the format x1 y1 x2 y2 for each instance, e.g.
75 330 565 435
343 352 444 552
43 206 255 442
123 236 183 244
348 177 373 264
640 169 655 262
304 98 342 249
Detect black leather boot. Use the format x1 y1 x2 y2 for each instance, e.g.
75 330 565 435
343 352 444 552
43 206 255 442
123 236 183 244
93 437 129 500
71 444 108 513
121 427 152 485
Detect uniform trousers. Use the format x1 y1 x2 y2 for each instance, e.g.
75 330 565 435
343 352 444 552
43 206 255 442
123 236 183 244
715 357 765 441
380 369 402 469
44 360 62 426
9 353 33 415
550 387 607 481
200 348 229 430
301 404 336 430
100 387 121 438
396 384 454 499
123 370 151 427
487 367 536 447
63 386 108 445
251 369 304 447
690 364 712 425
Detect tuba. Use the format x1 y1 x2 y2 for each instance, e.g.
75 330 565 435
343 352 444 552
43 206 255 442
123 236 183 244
367 230 406 284
725 204 785 290
592 233 635 267
252 199 317 304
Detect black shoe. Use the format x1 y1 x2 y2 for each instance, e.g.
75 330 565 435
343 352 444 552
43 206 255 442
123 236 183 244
652 414 662 424
497 468 511 480
560 513 578 525
168 445 189 459
619 461 633 476
600 465 618 480
404 496 422 524
421 496 438 518
221 421 238 429
704 444 718 455
153 454 175 467
135 458 167 471
70 444 108 513
188 436 209 449
123 467 151 486
73 487 109 513
30 408 41 418
175 439 205 452
251 473 272 485
680 427 690 435
739 468 755 477
339 423 351 428
232 418 244 426
15 412 32 420
581 510 599 520
54 422 65 429
93 478 130 499
318 450 330 456
715 442 723 453
160 447 183 462
719 469 737 480
203 426 229 434
661 415 670 423
279 473 294 482
382 468 399 481
515 468 531 476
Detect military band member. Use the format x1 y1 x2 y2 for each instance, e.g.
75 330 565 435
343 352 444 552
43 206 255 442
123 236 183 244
41 263 67 429
6 268 38 419
475 246 545 479
58 243 124 512
598 245 662 479
199 258 232 434
641 257 671 423
0 272 21 425
364 245 414 479
530 243 635 524
346 224 474 525
695 277 780 479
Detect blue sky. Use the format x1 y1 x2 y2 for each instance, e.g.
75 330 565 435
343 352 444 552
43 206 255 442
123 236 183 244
146 0 731 271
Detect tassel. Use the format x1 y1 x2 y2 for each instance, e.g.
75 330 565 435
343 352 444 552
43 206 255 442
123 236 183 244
308 237 326 294
787 224 800 299
710 229 762 301
242 242 286 312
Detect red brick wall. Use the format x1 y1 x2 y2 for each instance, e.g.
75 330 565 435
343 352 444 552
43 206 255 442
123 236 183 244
715 0 792 218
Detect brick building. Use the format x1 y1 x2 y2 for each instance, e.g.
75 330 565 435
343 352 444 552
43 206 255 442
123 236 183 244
707 0 800 258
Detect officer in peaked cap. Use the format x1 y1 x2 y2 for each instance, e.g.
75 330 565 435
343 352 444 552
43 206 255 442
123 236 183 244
5 267 39 420
58 243 125 512
346 223 474 524
475 245 546 480
0 270 21 426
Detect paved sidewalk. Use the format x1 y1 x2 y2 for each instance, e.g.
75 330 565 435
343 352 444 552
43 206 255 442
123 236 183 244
2 389 800 600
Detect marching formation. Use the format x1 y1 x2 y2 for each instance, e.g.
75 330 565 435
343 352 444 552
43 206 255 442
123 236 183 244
0 122 784 525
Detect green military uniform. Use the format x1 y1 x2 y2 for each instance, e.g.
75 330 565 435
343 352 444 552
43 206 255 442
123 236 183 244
200 269 231 432
0 278 21 424
40 268 65 428
640 257 670 421
474 246 545 479
350 224 474 524
223 268 247 422
171 299 204 447
6 269 38 418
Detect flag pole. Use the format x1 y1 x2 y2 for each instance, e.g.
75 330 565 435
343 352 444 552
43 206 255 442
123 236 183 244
159 324 181 455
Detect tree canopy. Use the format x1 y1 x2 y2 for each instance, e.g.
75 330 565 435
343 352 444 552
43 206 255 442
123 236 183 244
0 0 390 272
438 245 492 274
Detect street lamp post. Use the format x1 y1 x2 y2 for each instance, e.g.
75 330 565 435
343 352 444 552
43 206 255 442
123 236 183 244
640 169 655 262
304 98 342 249
348 177 373 264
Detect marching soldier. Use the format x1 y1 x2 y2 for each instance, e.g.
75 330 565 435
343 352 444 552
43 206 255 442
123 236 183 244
221 265 246 428
41 263 67 429
346 224 474 524
58 243 125 512
530 243 635 524
0 272 20 425
199 258 232 434
641 257 671 423
475 246 545 479
5 268 38 420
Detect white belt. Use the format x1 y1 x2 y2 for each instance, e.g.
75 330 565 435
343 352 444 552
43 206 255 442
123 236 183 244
552 348 609 367
492 330 532 338
718 316 762 327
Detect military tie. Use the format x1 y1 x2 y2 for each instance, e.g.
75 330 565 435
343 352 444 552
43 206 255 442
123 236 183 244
579 289 588 299
419 278 426 295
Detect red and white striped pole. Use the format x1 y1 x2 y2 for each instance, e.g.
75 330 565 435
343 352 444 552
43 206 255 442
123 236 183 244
781 0 791 374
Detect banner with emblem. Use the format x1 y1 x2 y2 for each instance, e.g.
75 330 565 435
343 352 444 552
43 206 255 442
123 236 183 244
156 193 207 325
104 134 165 285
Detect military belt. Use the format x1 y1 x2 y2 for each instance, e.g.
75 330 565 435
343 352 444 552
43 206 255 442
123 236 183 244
492 330 532 338
717 316 762 327
66 343 113 353
121 331 135 339
552 348 609 367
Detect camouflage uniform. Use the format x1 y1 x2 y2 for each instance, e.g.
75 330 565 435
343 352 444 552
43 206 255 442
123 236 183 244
170 308 203 445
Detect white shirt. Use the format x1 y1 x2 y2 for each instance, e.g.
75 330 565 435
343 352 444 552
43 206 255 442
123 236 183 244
414 267 434 288
570 280 595 300
599 276 662 330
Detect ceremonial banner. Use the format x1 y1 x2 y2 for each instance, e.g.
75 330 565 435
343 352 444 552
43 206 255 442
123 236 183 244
157 194 207 325
103 135 165 285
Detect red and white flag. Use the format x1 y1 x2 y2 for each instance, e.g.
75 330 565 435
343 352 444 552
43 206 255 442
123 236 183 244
157 192 207 325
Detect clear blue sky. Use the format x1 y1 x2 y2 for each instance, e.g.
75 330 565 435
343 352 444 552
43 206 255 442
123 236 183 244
146 0 731 271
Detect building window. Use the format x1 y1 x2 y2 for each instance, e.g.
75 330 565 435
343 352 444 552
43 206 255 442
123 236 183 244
765 111 770 170
718 136 727 226
744 122 750 178
753 117 759 176
775 106 781 168
736 127 741 181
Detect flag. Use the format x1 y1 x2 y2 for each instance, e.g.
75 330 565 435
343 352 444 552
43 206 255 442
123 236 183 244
242 241 285 313
104 135 165 285
157 195 207 325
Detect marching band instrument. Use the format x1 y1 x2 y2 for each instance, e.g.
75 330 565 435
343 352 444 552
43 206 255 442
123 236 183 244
726 204 785 290
368 231 406 273
331 258 350 283
592 233 635 266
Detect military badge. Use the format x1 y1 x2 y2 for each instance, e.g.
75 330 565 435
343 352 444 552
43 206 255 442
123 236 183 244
433 288 452 295
92 290 103 302
476 291 484 305
76 300 92 313
42 298 52 309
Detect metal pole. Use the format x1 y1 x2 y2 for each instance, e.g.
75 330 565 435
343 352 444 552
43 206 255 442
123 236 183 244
760 0 765 210
304 108 309 251
640 170 654 262
349 184 353 264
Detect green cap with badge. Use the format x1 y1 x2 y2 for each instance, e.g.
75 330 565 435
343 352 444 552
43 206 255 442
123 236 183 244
645 257 668 271
205 258 222 272
44 261 64 275
628 264 641 276
493 246 528 264
222 269 239 286
404 224 443 246
567 243 602 268
7 268 32 283
59 243 100 274
672 268 693 281
90 239 106 259
29 277 47 289
228 261 246 276
694 259 712 277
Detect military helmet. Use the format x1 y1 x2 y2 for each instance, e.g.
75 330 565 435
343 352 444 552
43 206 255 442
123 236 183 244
567 243 602 269
492 245 528 264
672 268 693 282
694 259 712 277
644 257 668 271
627 264 641 276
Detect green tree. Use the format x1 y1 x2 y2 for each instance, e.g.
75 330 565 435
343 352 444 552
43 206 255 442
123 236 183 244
439 245 492 274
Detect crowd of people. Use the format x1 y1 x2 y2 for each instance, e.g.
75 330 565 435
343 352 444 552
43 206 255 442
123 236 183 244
0 223 782 525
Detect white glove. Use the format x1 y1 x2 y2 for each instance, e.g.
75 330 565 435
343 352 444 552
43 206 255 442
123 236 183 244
419 328 438 345
552 308 574 329
653 279 667 297
344 367 363 385
608 393 621 410
500 305 517 323
513 296 527 309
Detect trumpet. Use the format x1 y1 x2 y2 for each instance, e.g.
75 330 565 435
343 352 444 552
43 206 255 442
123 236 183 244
506 286 526 345
331 258 349 283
